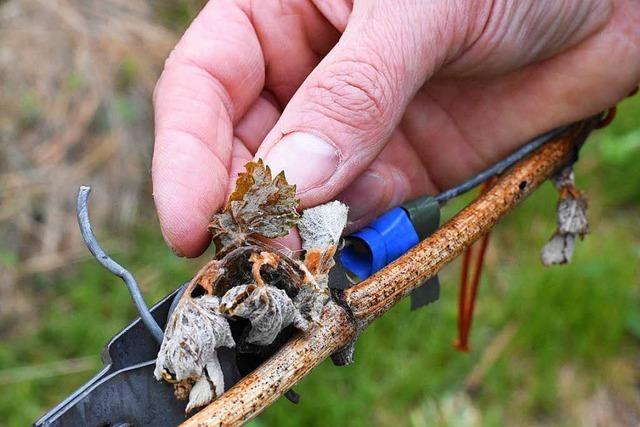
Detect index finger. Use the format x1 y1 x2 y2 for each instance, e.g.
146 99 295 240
152 0 265 256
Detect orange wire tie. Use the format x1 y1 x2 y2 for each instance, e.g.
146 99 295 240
596 86 638 130
454 178 495 352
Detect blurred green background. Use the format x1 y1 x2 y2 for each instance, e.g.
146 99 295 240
0 1 639 426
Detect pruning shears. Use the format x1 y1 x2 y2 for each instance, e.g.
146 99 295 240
35 126 570 426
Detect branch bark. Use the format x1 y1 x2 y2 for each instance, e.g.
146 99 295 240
182 120 596 427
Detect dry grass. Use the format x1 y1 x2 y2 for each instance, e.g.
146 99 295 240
0 0 188 335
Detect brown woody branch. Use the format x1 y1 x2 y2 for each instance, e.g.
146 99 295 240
182 120 595 427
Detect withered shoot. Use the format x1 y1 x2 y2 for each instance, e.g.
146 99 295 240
154 160 348 413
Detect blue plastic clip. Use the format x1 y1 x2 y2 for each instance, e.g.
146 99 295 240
337 195 440 309
340 207 419 279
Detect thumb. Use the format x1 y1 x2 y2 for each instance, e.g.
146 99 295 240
254 1 464 208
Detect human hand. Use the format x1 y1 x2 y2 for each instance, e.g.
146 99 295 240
152 0 640 257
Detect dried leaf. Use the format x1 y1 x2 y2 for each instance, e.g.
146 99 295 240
205 359 225 397
186 375 213 413
557 194 588 236
209 160 300 255
541 232 576 265
302 246 337 288
184 356 227 413
290 201 349 323
220 284 307 346
208 211 243 257
299 201 348 285
154 295 234 382
229 160 300 236
158 169 348 409
293 285 329 324
542 164 588 266
298 201 349 251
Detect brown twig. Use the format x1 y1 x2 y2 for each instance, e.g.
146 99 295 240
182 120 596 426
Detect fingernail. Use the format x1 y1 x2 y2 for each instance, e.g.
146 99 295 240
339 171 386 221
264 132 339 192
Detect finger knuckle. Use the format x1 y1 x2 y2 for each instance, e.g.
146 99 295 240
307 60 394 135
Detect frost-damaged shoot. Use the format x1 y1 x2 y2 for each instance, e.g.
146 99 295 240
541 164 589 265
56 116 611 426
154 160 348 413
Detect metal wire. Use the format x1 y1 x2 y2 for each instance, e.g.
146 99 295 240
434 125 571 204
76 186 164 344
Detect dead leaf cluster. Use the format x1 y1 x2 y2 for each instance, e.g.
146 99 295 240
155 160 348 412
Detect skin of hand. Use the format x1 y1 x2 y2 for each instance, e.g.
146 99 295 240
152 0 640 257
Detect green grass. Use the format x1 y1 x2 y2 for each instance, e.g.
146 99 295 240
1 98 639 426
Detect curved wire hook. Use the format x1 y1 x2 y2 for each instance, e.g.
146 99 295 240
76 186 164 344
